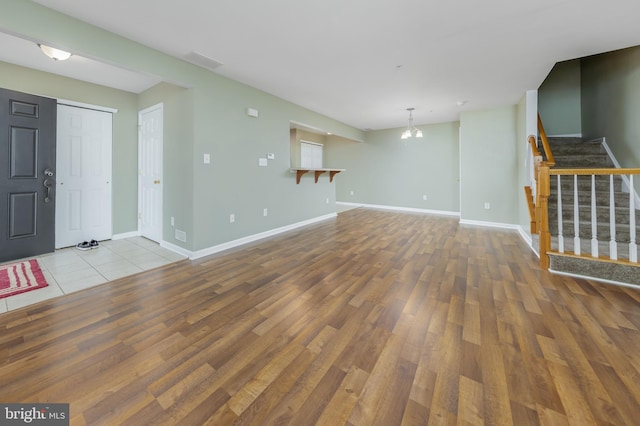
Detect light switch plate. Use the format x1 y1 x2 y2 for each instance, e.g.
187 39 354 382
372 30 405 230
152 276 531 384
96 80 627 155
204 153 211 164
258 158 268 167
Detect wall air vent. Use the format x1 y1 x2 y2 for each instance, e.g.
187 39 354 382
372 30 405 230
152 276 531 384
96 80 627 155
183 51 224 71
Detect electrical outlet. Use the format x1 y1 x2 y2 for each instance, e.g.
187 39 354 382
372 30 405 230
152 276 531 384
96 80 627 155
267 153 275 160
230 213 235 223
484 202 491 210
263 208 268 217
350 190 354 196
203 153 211 164
170 216 175 227
422 195 427 201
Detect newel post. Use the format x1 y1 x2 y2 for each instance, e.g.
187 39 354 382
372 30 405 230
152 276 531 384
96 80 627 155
538 163 551 269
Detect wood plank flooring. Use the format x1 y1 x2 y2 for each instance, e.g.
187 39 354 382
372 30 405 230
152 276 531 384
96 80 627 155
2 208 640 425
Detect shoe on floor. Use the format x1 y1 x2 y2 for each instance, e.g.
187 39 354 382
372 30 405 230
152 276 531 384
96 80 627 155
76 241 91 251
89 240 99 249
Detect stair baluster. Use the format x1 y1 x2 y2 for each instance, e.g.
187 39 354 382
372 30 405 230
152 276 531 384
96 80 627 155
573 175 581 255
591 175 598 257
630 175 637 263
609 175 617 260
557 175 564 253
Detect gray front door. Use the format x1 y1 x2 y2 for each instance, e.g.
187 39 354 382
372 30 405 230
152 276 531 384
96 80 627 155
0 88 57 262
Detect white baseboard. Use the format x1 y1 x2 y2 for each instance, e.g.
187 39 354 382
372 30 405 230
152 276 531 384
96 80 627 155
459 219 521 230
549 268 640 290
190 213 337 260
336 201 460 217
516 225 533 247
111 230 140 240
601 138 640 210
547 133 582 138
160 240 193 258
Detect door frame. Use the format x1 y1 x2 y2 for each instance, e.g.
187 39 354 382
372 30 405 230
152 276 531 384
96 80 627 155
138 103 163 242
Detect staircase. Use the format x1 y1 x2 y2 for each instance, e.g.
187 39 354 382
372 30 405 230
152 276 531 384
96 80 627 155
542 137 640 284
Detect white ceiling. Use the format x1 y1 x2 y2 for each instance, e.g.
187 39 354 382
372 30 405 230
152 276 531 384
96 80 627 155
9 0 640 130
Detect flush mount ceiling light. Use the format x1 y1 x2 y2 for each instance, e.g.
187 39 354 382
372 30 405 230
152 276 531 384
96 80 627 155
400 108 423 139
38 44 72 61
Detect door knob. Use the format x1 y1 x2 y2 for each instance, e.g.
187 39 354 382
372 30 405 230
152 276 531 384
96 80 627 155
43 178 54 203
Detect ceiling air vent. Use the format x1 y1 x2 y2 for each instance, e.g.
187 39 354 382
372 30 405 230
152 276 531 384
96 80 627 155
183 51 223 71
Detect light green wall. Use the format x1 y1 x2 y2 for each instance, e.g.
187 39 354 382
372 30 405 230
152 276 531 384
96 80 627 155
538 60 582 136
581 46 640 172
0 60 139 234
1 0 363 252
460 106 519 224
325 122 460 212
189 82 350 249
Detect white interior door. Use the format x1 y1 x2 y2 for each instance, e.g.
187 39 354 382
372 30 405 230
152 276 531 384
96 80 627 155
56 104 113 248
138 104 163 243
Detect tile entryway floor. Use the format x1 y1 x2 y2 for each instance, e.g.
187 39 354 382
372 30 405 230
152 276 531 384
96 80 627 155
0 237 187 314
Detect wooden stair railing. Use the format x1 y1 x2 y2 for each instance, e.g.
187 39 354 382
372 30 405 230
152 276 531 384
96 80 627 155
537 163 551 269
526 135 544 234
525 115 640 272
538 114 555 166
524 186 536 234
539 168 640 269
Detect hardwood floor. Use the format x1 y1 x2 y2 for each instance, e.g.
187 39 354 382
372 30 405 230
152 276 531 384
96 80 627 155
2 208 640 425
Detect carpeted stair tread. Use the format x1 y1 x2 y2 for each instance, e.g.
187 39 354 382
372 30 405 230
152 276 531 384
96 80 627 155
552 154 614 168
547 144 607 156
548 253 640 285
548 191 629 209
548 205 640 224
550 175 623 192
549 221 637 243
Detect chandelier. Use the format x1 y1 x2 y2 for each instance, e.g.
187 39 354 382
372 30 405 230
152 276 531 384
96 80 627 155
401 108 423 139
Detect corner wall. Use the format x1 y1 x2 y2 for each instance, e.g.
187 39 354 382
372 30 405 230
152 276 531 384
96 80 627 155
538 59 582 136
581 46 640 170
325 122 460 213
459 106 519 225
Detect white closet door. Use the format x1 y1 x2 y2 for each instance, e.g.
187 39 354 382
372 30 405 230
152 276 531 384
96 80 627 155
56 105 112 248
